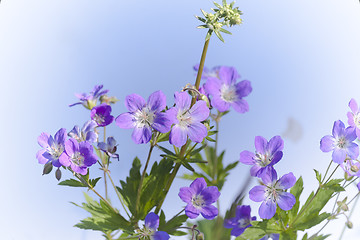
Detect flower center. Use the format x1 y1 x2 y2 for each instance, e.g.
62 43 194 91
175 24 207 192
71 152 85 166
254 152 272 167
93 113 105 125
220 84 237 103
337 137 347 149
134 107 155 128
48 143 64 159
177 110 192 128
265 186 279 202
191 194 205 208
354 113 360 128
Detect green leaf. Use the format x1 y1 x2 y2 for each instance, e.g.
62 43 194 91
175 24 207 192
74 193 133 233
157 145 176 156
58 178 87 187
314 169 322 184
189 144 207 156
158 211 188 236
213 2 222 9
117 157 141 217
219 28 232 34
205 30 213 41
205 136 216 142
288 177 304 222
214 31 225 42
196 216 231 240
197 25 208 29
195 16 207 23
89 177 102 188
157 132 170 143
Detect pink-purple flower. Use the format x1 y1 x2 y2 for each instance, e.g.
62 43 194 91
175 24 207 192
203 66 252 113
167 92 210 147
91 104 114 127
115 90 172 144
224 205 256 237
320 120 359 164
98 136 119 160
239 136 284 181
347 98 360 138
69 84 109 109
36 128 67 167
139 212 170 240
178 178 220 220
249 172 296 219
59 138 98 175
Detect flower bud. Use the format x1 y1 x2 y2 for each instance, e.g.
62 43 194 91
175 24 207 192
337 197 349 212
43 162 53 175
55 168 62 181
351 164 359 173
196 233 205 240
346 220 353 229
344 172 354 181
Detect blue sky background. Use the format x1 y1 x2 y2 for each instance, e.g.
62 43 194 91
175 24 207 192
1 0 360 239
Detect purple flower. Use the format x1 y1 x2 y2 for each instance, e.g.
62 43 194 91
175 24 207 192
249 172 296 219
115 90 172 144
167 92 210 147
178 178 220 220
203 66 252 113
139 212 170 240
347 98 360 138
224 205 256 237
69 85 109 109
36 128 67 167
68 120 98 143
91 104 114 127
260 234 279 240
98 137 119 160
320 120 359 164
59 138 98 175
239 136 284 181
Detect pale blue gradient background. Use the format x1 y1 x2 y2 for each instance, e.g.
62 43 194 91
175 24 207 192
1 0 360 239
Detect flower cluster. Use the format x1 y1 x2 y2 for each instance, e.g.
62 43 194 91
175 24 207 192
238 135 296 223
320 99 360 177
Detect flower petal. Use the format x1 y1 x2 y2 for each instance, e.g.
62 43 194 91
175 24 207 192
189 178 207 194
38 132 50 148
202 186 220 204
145 212 159 230
125 93 146 112
204 77 221 96
152 112 172 133
189 100 210 122
267 136 284 153
235 80 252 98
320 135 335 152
187 122 207 143
332 120 345 139
152 231 170 240
200 205 218 220
178 187 194 204
211 96 230 112
131 126 152 144
218 66 238 85
54 128 67 144
147 90 166 113
276 172 296 190
239 150 255 165
332 148 346 164
259 199 276 219
116 113 135 129
185 204 200 219
174 91 191 111
36 149 48 164
349 98 358 114
169 125 187 147
255 136 267 154
347 142 359 160
249 185 266 202
277 192 296 211
232 99 249 113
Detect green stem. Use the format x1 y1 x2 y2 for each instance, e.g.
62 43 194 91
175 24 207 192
339 192 360 240
106 170 131 218
194 39 210 90
135 144 155 215
103 127 108 199
324 165 340 185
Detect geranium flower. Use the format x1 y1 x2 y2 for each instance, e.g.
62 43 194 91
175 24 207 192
203 66 252 113
320 120 359 164
97 136 119 160
224 205 256 237
178 178 220 220
239 136 284 181
139 212 170 240
115 90 172 144
91 104 114 127
347 98 360 138
167 91 209 147
69 84 109 109
36 128 67 167
260 234 279 240
249 172 296 219
68 120 98 143
59 138 97 175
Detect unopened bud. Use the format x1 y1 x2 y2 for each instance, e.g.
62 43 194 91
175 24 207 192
337 197 349 212
344 172 354 181
55 168 62 181
351 165 359 173
43 162 53 175
346 221 353 229
100 95 119 105
196 233 204 240
200 94 210 108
